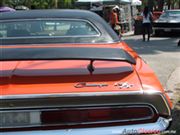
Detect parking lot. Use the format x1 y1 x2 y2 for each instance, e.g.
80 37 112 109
124 35 180 134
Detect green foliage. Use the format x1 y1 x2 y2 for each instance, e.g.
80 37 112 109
5 0 26 7
4 0 77 9
59 0 76 9
31 0 54 9
4 0 179 9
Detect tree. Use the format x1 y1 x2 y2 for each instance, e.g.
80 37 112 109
5 0 25 8
173 0 180 9
4 0 77 9
141 0 155 12
166 0 180 9
157 0 164 11
148 0 155 11
58 0 76 9
54 0 58 8
167 0 171 9
0 0 5 6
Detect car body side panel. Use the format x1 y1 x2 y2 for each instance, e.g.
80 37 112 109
118 42 173 108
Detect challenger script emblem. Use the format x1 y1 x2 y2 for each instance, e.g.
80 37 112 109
114 82 134 89
75 82 108 88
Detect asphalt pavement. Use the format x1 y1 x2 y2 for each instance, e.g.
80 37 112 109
123 35 180 101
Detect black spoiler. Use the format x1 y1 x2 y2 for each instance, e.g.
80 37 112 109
0 47 136 64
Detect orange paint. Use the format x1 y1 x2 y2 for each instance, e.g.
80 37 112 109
0 42 172 108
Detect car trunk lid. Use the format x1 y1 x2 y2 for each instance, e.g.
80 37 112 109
1 60 143 95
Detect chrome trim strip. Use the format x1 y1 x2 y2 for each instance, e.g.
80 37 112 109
159 94 172 116
0 35 100 39
1 117 172 135
0 91 143 100
0 40 120 45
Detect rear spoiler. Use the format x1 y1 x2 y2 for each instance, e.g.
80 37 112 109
0 47 136 64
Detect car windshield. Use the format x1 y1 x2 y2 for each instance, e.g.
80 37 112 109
168 11 180 17
161 11 180 18
0 19 114 44
160 11 180 19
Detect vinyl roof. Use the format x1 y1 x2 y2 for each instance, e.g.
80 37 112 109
0 9 101 20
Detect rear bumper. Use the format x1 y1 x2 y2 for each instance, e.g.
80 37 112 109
2 117 172 135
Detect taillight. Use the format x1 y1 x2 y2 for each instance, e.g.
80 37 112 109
41 106 154 125
0 111 41 128
1 106 156 130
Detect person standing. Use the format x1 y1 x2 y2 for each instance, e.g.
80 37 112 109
114 6 123 35
141 6 153 41
110 8 121 36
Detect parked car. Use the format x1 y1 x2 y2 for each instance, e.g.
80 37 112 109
0 6 15 12
0 10 172 135
15 5 29 10
153 10 180 35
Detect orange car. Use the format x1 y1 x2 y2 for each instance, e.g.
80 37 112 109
0 10 172 135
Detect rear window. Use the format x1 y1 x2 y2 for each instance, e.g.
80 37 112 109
0 19 115 44
0 19 100 38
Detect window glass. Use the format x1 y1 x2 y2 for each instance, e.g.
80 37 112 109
160 13 168 18
168 11 180 16
0 19 99 38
